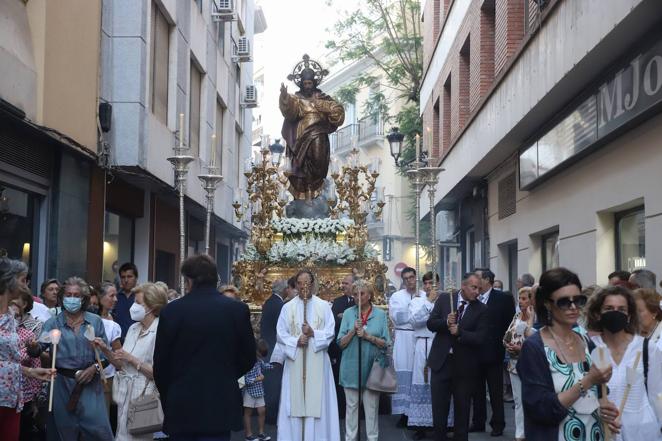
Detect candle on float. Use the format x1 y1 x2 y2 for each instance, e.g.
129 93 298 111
210 134 217 169
415 134 420 162
179 113 185 148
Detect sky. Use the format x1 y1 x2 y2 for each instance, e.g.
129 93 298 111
254 0 355 139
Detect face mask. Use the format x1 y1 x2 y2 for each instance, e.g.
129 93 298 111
599 310 629 333
63 297 82 313
129 303 147 322
87 305 99 315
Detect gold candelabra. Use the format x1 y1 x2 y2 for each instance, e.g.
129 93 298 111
233 142 289 255
328 148 386 251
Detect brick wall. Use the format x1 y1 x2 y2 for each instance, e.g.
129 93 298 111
495 0 524 77
422 0 532 162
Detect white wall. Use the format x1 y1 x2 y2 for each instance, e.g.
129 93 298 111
487 112 662 286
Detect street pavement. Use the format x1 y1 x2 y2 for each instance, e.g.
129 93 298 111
232 400 516 440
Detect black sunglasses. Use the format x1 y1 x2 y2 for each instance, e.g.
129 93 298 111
553 295 588 310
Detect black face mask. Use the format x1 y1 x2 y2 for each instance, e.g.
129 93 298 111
87 305 100 315
599 310 628 333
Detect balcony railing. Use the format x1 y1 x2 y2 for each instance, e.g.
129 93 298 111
358 115 384 145
330 123 359 154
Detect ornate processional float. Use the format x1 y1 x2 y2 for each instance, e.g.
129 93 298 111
232 54 388 308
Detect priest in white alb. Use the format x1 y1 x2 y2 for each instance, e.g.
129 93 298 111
276 269 340 441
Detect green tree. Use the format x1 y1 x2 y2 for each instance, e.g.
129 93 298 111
326 0 422 132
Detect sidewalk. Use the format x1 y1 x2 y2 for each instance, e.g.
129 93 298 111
232 401 516 440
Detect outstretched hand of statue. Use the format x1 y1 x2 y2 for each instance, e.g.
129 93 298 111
280 83 288 99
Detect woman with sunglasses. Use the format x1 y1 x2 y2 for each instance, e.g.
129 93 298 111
517 268 620 441
587 285 662 440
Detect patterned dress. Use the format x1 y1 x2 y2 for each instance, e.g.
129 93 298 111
545 342 603 441
0 313 22 411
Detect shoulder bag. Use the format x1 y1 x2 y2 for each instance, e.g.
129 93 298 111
366 348 397 393
127 380 164 435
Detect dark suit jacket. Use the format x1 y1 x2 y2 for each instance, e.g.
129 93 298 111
154 285 256 436
427 292 488 378
329 294 355 361
480 288 515 364
260 293 284 358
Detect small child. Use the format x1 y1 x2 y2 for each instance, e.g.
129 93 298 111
243 339 273 441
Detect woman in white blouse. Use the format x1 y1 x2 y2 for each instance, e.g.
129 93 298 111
95 282 168 441
588 285 662 441
633 288 662 427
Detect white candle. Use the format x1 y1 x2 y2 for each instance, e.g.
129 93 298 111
210 134 217 169
415 134 420 162
179 113 185 148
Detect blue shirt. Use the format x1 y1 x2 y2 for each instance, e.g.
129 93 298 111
244 359 273 398
337 305 391 389
114 290 135 342
41 312 108 369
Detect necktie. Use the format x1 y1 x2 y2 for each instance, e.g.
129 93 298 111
457 301 467 322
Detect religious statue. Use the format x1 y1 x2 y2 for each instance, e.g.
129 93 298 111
280 54 345 200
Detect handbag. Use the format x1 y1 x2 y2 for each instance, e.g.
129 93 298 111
127 380 164 435
366 349 397 393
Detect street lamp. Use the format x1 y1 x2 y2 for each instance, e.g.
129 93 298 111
387 127 405 166
387 127 443 293
269 138 285 167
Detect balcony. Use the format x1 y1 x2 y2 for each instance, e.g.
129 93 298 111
330 123 359 155
357 115 384 147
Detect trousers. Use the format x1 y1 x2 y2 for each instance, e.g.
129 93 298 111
344 387 380 441
509 371 524 438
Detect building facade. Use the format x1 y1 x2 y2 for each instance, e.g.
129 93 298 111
0 0 104 287
100 0 265 287
421 0 662 290
324 56 416 288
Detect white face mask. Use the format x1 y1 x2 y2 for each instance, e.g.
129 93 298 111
129 303 148 322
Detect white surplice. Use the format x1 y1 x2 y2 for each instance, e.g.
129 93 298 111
276 295 340 441
388 288 425 414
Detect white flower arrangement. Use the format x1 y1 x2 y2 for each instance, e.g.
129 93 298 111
241 237 377 265
270 218 354 236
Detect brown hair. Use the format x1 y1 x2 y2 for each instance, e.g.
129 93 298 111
585 285 639 334
13 285 34 313
633 288 662 321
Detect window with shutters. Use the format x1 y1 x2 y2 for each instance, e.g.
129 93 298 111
189 61 202 157
498 172 516 219
150 4 170 124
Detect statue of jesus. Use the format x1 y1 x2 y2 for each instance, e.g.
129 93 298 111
280 55 345 200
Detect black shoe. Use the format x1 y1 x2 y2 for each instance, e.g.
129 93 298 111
490 428 504 436
469 425 485 433
413 429 426 440
395 415 408 428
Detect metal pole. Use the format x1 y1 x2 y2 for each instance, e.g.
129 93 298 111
358 300 362 441
204 194 213 255
407 166 423 293
420 167 443 292
178 179 186 293
199 171 224 256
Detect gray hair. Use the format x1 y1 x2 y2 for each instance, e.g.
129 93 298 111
99 282 116 298
519 273 535 287
62 276 91 297
631 269 657 289
272 279 288 296
0 257 28 295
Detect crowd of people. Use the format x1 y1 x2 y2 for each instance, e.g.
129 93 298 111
2 253 662 441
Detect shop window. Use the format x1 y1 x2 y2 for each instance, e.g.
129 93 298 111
0 185 38 268
102 212 134 283
616 207 645 271
542 231 559 272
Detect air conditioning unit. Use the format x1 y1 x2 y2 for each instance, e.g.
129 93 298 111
232 37 252 62
212 0 236 22
241 85 258 108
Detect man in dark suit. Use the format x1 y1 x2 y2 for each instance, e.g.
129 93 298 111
470 268 515 436
154 255 256 441
260 279 287 424
427 273 488 441
330 274 356 418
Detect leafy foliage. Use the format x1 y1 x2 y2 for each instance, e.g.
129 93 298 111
326 0 423 104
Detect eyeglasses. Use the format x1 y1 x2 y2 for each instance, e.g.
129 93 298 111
553 295 588 310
